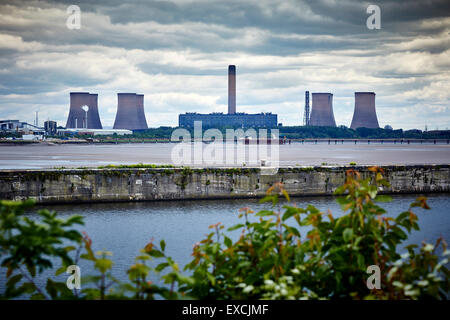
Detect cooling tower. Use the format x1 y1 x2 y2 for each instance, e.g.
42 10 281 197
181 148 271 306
88 94 103 129
350 92 379 129
136 94 148 129
66 92 103 129
113 93 148 130
228 65 236 114
309 93 336 127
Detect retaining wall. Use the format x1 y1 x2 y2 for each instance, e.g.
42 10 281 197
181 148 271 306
0 165 449 204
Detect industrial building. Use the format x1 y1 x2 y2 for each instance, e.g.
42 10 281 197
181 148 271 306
113 93 148 130
0 120 28 131
179 112 277 128
179 65 278 128
66 92 103 129
1 119 44 134
44 120 57 135
309 93 336 127
350 92 380 129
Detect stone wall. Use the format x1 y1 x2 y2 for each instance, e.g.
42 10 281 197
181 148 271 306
0 165 448 204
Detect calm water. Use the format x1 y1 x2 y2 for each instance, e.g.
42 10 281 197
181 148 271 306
1 194 448 293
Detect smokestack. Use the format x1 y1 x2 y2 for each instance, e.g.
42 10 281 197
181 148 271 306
350 92 379 129
303 91 310 126
228 65 236 114
66 92 103 129
309 93 336 127
113 93 148 130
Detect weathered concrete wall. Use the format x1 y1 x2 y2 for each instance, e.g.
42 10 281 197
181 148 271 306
0 165 449 204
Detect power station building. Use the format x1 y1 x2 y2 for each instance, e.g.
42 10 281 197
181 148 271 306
66 92 103 129
113 93 148 130
309 93 336 127
179 112 277 128
178 65 278 128
350 92 380 129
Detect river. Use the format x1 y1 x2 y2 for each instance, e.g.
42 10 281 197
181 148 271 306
1 193 447 294
0 142 449 168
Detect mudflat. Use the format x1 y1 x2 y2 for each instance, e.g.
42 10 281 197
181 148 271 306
0 142 449 169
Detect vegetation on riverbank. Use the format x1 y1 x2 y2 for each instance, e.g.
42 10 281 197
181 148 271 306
4 126 449 143
93 126 450 141
0 167 448 300
97 164 176 169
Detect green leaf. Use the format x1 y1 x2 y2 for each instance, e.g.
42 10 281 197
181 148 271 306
64 245 77 252
224 236 232 248
148 250 164 258
227 224 244 231
160 240 166 252
374 195 392 203
155 262 170 272
256 210 275 217
30 293 46 300
368 186 378 199
282 207 298 221
343 228 354 242
55 266 66 276
6 274 23 288
95 258 113 273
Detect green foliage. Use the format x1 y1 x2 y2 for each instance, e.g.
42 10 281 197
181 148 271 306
97 163 175 169
0 199 84 299
64 125 450 141
1 168 448 300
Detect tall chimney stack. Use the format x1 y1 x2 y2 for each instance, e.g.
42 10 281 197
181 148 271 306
228 65 236 114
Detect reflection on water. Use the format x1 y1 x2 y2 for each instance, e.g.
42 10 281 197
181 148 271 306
1 194 449 291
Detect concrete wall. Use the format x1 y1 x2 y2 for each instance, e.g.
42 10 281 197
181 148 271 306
0 165 449 204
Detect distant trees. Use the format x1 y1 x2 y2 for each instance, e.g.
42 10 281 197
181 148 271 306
31 125 449 141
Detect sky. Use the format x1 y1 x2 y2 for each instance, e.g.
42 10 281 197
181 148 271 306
0 0 449 129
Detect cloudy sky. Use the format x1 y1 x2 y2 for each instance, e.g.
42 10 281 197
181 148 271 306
0 0 449 129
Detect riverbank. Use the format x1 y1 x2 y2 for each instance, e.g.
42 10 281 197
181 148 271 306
0 165 449 204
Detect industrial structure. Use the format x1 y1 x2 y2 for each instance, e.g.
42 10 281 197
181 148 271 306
228 65 236 114
66 92 103 129
350 92 380 129
309 93 336 127
0 119 44 133
113 93 148 130
179 112 277 128
44 120 57 135
303 91 310 126
179 65 278 128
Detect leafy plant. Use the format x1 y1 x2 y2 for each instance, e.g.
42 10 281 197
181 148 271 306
0 200 84 299
0 167 448 300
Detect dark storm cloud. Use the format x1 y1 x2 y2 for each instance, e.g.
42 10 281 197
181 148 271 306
0 0 448 54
